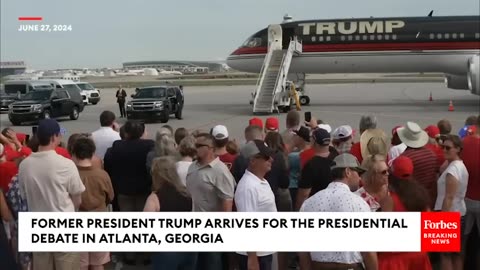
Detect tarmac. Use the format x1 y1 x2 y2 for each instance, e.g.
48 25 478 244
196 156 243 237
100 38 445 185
0 81 479 270
1 81 479 142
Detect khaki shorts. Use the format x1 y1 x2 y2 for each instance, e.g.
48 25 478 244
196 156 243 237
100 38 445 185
80 252 110 267
33 252 80 270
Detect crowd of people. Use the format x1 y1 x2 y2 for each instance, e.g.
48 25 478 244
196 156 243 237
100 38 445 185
0 109 479 270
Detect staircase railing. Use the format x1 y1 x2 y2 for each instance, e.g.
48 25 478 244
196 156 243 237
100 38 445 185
253 42 276 111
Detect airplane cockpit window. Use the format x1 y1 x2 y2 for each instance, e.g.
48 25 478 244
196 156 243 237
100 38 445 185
242 37 262 48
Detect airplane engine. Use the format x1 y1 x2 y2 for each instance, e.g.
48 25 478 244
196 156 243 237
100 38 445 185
444 74 469 90
467 55 480 95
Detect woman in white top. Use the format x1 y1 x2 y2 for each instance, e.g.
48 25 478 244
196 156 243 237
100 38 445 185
434 134 468 270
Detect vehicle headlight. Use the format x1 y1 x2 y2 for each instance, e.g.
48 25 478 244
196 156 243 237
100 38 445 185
154 101 163 109
126 102 132 110
32 104 42 111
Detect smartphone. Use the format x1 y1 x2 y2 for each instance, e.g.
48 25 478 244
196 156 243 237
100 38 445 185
32 126 38 136
304 111 312 122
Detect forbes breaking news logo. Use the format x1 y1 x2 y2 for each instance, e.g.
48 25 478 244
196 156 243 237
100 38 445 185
421 212 461 252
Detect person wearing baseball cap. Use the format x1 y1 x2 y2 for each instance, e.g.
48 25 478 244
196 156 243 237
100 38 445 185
235 140 276 269
249 117 263 129
398 121 439 209
332 125 354 154
424 125 445 169
0 128 32 162
391 156 414 180
288 126 311 205
300 153 375 270
211 125 236 170
296 128 337 210
387 125 407 166
265 117 279 133
18 118 85 269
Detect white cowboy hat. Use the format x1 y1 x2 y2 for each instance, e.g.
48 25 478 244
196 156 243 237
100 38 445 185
397 121 429 149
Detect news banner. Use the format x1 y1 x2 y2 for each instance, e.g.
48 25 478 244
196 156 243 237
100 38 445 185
18 212 461 252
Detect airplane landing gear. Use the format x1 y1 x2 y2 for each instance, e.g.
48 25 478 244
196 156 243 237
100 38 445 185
299 95 310 106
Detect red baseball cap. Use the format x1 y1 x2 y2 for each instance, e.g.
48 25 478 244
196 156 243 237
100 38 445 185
249 117 263 129
392 156 414 180
265 117 279 131
424 125 440 139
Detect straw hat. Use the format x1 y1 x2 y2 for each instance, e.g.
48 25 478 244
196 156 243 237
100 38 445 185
360 128 388 160
397 122 429 148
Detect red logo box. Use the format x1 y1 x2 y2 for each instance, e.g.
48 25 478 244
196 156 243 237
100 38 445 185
421 212 461 252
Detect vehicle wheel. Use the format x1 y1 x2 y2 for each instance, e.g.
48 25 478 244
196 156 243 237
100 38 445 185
160 110 169 123
175 108 183 119
10 119 22 126
42 110 51 119
70 106 79 120
299 96 310 106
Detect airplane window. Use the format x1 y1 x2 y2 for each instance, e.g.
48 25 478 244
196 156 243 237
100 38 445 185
370 35 375 40
392 34 397 40
476 33 480 39
445 33 450 39
341 36 346 41
326 36 331 41
377 35 382 40
437 34 442 39
460 33 465 38
348 36 353 41
319 36 324 42
429 33 435 39
311 36 316 42
355 35 360 41
362 35 368 41
452 33 457 39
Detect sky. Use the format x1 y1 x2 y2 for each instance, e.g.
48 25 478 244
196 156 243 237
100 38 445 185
1 0 479 69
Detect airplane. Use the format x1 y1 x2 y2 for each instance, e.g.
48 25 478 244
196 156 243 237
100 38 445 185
226 15 480 100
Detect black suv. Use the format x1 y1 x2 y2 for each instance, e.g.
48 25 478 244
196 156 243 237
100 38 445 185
8 87 85 125
126 86 183 123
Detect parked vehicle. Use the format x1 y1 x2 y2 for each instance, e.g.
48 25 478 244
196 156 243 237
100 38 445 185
76 82 100 105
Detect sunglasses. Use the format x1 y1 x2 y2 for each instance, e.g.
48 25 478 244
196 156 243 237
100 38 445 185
440 145 453 151
253 154 271 160
377 169 389 175
195 143 212 148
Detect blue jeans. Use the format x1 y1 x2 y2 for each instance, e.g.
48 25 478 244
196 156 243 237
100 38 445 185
238 254 273 270
196 252 223 270
152 252 198 270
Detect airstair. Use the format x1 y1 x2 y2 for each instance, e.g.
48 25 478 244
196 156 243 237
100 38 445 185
252 35 302 114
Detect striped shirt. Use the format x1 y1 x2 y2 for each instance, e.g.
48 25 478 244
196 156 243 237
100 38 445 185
401 147 439 209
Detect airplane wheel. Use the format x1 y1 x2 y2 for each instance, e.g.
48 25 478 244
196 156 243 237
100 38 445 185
299 96 310 106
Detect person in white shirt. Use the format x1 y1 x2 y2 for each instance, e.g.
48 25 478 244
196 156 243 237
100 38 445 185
91 110 120 159
434 135 468 270
300 154 378 270
235 140 276 270
19 119 85 270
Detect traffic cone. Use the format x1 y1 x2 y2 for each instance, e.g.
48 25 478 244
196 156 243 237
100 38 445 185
429 92 433 101
448 100 454 111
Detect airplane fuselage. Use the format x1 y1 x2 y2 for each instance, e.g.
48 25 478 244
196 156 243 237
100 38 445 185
227 16 480 94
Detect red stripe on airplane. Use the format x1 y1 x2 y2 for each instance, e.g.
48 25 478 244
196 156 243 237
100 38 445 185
231 41 480 55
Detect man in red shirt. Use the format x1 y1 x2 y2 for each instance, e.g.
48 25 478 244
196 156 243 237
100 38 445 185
0 129 32 162
424 125 446 168
398 122 439 209
0 144 18 192
462 115 480 268
211 125 236 171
